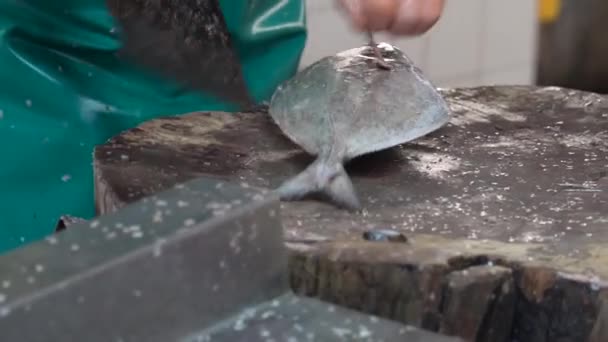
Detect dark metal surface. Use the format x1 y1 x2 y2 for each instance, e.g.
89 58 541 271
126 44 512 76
106 0 253 108
183 293 463 342
0 177 286 341
536 0 608 94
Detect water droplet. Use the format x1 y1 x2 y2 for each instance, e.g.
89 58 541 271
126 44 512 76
127 224 140 232
153 239 165 257
34 264 44 273
0 306 10 317
362 229 408 243
153 210 163 223
61 174 72 182
332 327 351 338
25 99 32 107
358 325 372 338
0 294 6 303
233 319 246 331
260 310 275 319
71 244 80 252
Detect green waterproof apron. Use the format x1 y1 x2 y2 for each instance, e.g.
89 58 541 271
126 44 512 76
0 0 307 253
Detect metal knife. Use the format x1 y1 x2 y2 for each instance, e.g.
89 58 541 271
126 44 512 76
366 31 391 70
106 0 254 109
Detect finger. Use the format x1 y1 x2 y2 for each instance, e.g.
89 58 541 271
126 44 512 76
360 0 399 31
410 0 444 34
389 0 424 35
336 0 367 30
390 0 444 35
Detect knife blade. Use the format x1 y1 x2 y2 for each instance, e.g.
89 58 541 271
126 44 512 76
106 0 254 109
366 31 392 70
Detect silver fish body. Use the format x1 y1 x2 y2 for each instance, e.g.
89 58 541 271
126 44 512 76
268 43 451 210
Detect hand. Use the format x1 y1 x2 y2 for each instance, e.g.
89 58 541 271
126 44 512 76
336 0 445 36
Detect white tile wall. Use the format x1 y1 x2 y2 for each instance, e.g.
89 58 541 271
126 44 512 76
301 0 539 88
481 0 537 71
425 0 486 80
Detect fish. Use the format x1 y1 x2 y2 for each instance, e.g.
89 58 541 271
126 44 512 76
268 42 451 210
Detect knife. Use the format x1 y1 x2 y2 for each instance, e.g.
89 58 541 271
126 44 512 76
106 0 255 109
366 31 391 70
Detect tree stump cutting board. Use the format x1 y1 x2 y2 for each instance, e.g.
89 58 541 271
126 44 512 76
94 85 608 342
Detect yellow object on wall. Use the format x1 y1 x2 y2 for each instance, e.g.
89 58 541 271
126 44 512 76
539 0 562 23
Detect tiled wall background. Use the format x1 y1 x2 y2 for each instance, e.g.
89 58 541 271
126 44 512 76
301 0 539 87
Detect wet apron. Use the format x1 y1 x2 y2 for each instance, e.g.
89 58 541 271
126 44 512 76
0 0 306 253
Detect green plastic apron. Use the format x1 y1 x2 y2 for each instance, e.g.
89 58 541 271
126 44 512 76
0 0 307 253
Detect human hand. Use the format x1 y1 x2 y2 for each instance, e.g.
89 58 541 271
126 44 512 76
336 0 445 36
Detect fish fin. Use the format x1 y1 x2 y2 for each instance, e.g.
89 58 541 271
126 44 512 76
323 165 361 211
276 164 319 201
276 160 361 211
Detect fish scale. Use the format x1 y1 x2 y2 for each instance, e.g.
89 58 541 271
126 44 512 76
269 43 451 210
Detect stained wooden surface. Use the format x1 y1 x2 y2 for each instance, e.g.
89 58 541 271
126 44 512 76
95 85 607 251
94 85 608 342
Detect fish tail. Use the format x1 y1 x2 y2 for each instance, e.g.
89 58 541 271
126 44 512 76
276 159 361 211
323 164 361 211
